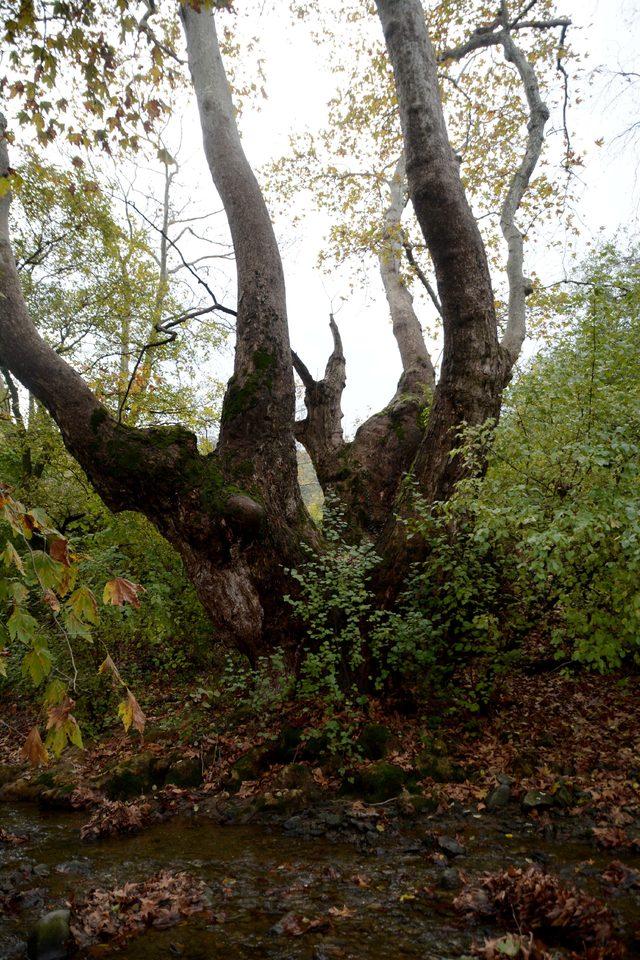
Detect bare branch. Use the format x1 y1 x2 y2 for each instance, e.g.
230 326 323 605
379 153 436 392
497 1 556 367
402 241 442 317
125 197 237 319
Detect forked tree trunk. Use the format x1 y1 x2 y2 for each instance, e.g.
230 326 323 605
0 0 553 657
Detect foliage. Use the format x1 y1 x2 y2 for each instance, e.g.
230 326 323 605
0 484 145 760
286 500 378 702
10 155 226 434
271 0 575 315
282 245 640 708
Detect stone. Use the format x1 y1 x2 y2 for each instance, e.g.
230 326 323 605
436 835 466 857
97 751 171 799
438 867 462 890
55 860 91 876
522 790 554 811
347 762 411 802
165 756 203 789
358 724 395 761
485 782 511 810
27 909 71 960
228 747 264 789
416 751 454 783
0 763 23 788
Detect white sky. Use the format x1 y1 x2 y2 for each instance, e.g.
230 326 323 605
107 1 640 433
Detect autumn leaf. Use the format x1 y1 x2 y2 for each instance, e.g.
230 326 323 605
103 577 143 608
49 536 71 566
98 654 123 686
43 589 61 612
46 694 76 730
21 726 49 766
118 688 146 736
69 585 99 624
2 541 24 574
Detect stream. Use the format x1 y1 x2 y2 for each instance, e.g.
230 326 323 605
1 802 639 959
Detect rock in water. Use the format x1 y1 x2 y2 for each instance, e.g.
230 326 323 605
27 909 71 960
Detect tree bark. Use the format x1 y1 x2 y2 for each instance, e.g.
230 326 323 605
373 0 507 589
0 3 313 662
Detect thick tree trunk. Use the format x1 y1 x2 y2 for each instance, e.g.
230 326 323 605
373 0 508 590
0 4 313 662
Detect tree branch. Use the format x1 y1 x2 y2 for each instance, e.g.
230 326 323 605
379 153 436 394
497 1 562 368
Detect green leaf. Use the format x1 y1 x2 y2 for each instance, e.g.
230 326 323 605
7 607 38 643
31 550 64 590
68 585 99 624
22 646 53 686
43 678 68 707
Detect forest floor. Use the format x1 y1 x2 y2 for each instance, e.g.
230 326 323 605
1 667 639 959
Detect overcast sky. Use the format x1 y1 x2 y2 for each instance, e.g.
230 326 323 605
129 0 640 434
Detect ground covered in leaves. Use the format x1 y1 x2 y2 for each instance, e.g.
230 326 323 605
1 668 639 958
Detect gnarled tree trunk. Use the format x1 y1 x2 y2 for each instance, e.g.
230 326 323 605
0 0 562 656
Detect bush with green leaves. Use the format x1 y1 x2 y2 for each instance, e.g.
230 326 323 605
285 244 640 707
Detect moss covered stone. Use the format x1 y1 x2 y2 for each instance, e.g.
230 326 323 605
346 762 412 802
165 756 203 789
97 751 170 800
358 723 395 761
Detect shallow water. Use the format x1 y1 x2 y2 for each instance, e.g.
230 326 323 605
1 802 638 959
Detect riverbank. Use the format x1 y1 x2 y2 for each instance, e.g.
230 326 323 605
1 668 639 957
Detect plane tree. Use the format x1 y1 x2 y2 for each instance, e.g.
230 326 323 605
0 0 570 658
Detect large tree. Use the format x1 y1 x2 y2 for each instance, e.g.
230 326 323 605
0 0 569 658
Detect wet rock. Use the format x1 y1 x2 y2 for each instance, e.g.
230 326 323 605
33 865 50 878
55 860 91 876
358 724 395 761
550 779 576 809
38 785 76 811
436 835 466 858
0 763 24 788
165 756 203 789
438 867 462 890
403 793 439 815
522 789 554 811
27 908 71 960
267 726 305 764
18 887 46 910
485 782 511 810
228 747 265 789
97 751 171 799
0 777 41 802
347 762 411 802
416 752 454 783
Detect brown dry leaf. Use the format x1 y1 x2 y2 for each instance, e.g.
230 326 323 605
49 537 71 566
103 577 142 608
21 726 49 766
46 695 76 730
0 827 28 845
456 866 618 950
98 654 123 686
70 871 210 948
42 588 61 612
80 799 153 841
327 905 353 918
